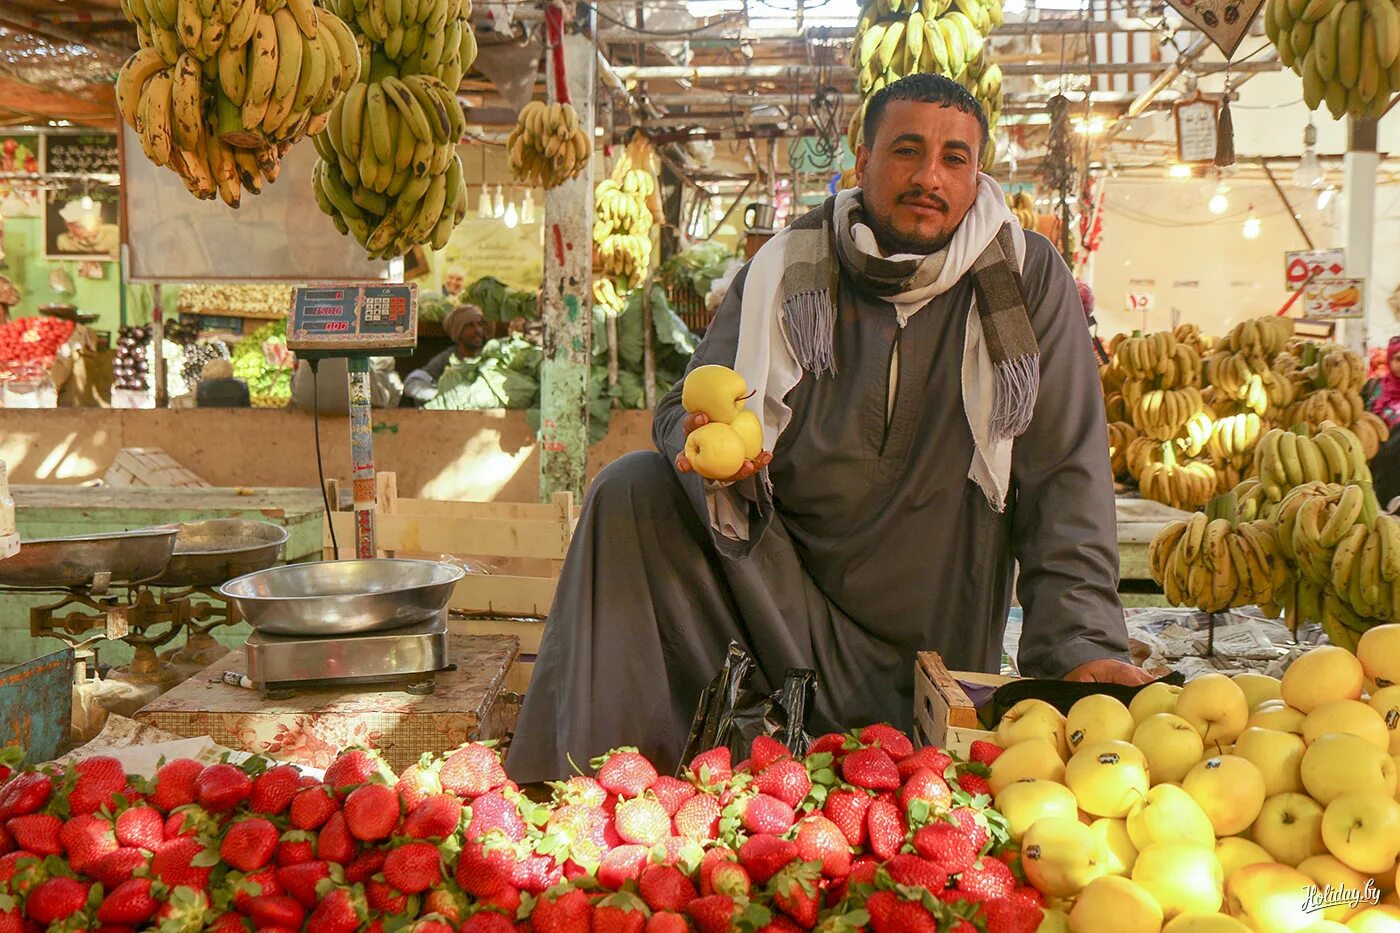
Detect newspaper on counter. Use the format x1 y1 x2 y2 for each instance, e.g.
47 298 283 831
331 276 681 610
1123 607 1326 677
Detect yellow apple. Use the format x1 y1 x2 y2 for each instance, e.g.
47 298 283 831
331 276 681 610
1301 734 1399 805
1038 908 1071 932
1366 687 1400 755
997 780 1081 842
1249 705 1308 736
1357 624 1400 689
999 699 1070 759
989 738 1067 796
1234 672 1285 711
1089 818 1139 875
1161 915 1252 932
728 409 763 460
1066 694 1136 753
1069 876 1164 933
1346 906 1400 931
1177 673 1251 747
1183 755 1268 836
1216 837 1275 884
1297 922 1352 932
1235 727 1307 796
1225 862 1318 933
1282 647 1366 714
1022 816 1113 898
1297 855 1373 922
1127 784 1217 850
681 364 749 423
1065 740 1151 819
1321 793 1400 874
1253 793 1328 866
1131 682 1184 723
1303 701 1392 752
1134 713 1207 785
683 423 747 480
1132 842 1225 920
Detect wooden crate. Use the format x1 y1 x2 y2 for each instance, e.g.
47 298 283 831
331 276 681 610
102 448 211 488
913 652 1013 755
324 473 577 694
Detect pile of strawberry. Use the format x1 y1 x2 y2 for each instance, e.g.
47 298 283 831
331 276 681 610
0 725 1040 932
0 316 76 376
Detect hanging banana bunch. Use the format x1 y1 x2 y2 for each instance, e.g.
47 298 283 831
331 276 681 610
116 0 361 206
1265 0 1400 120
592 136 660 307
508 101 591 190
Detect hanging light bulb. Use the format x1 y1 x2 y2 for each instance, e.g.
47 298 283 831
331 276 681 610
1294 121 1325 189
1318 185 1337 209
477 184 492 218
493 184 505 218
521 189 536 224
503 199 519 229
1208 180 1230 215
1242 207 1262 240
1168 163 1192 179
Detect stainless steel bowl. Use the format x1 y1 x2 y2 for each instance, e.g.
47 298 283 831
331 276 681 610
0 528 178 590
219 559 465 636
151 520 291 587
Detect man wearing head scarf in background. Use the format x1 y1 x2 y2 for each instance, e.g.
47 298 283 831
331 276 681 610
1368 337 1400 510
403 304 487 405
1077 280 1109 365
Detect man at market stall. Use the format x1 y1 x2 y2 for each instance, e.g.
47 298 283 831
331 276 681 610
509 74 1151 781
402 304 487 405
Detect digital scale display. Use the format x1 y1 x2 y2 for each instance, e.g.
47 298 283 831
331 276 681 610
286 283 419 355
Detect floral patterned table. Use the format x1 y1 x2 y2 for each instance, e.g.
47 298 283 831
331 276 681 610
134 634 519 773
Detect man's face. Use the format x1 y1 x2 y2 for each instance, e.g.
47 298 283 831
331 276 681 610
855 100 982 255
457 309 486 355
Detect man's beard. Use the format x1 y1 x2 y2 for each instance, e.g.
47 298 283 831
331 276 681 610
865 194 957 256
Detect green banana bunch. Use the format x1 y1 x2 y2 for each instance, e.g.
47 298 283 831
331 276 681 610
1268 0 1400 119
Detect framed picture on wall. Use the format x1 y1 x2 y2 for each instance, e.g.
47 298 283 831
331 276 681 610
42 134 121 262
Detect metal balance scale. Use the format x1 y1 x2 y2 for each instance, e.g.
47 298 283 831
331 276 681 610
216 282 463 697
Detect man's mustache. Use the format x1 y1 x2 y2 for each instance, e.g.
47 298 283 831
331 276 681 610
897 192 949 211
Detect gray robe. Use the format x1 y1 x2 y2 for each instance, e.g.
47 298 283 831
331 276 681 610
506 230 1128 782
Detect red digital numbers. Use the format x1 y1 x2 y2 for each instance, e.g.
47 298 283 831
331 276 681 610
319 321 350 332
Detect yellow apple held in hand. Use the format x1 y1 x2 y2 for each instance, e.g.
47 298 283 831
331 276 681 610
683 423 748 480
999 699 1069 759
1021 816 1112 898
1161 915 1252 932
1252 792 1328 866
1132 842 1225 920
1366 686 1400 755
1216 837 1274 884
1177 673 1251 747
1320 793 1400 874
1357 624 1400 689
1131 682 1184 723
1234 672 1284 711
989 738 1067 796
1069 876 1164 933
1282 646 1366 714
1297 855 1373 922
1037 908 1071 932
1089 818 1140 875
1065 740 1151 819
1303 701 1392 752
1249 704 1307 735
1183 755 1267 836
1301 734 1398 805
681 364 750 424
1235 727 1307 796
1066 695 1136 753
728 409 763 460
1134 713 1207 785
1347 905 1400 932
996 779 1080 842
1127 784 1217 850
1224 862 1317 933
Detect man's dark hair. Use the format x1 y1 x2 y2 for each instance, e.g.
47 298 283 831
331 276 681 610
862 73 990 155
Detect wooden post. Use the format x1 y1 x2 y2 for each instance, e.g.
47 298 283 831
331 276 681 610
539 13 597 503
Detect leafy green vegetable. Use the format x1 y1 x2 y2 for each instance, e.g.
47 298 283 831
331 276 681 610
660 241 735 297
231 320 291 407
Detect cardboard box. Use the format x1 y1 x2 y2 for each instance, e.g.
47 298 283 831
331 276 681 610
913 651 1014 755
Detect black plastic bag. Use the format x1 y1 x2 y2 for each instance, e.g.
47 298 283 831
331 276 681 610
678 642 817 774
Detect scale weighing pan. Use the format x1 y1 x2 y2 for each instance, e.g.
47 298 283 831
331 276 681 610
245 614 451 691
0 528 177 589
150 520 290 587
220 558 464 636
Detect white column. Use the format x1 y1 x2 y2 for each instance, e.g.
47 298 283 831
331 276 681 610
1341 118 1377 355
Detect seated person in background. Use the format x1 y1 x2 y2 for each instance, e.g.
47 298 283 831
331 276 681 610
290 356 403 413
403 304 487 405
195 359 250 408
1371 336 1400 429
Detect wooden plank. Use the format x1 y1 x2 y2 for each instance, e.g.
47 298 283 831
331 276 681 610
506 660 534 695
11 486 321 516
390 498 574 523
449 575 557 617
326 512 571 560
103 448 210 489
449 617 546 654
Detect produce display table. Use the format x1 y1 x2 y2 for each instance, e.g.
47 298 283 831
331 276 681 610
1115 494 1190 608
133 634 519 773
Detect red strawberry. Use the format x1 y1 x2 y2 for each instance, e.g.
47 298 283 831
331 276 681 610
742 794 796 834
806 734 849 758
899 769 952 814
474 884 520 919
885 854 949 892
823 790 871 847
759 916 806 933
689 747 733 785
968 741 1003 765
673 793 721 841
948 807 990 853
276 831 316 867
593 892 649 933
154 886 210 930
249 895 304 930
114 805 163 850
345 848 386 884
512 853 565 893
756 760 811 809
841 748 900 791
149 759 203 813
221 817 279 872
0 823 10 857
276 860 331 909
151 835 213 890
367 878 411 914
530 885 593 933
0 772 52 820
401 794 462 840
249 764 302 815
980 894 1042 933
794 814 851 879
90 847 149 888
316 811 357 864
467 791 527 841
462 911 518 933
651 776 696 816
289 785 338 830
69 756 126 815
60 811 117 871
550 775 608 808
647 912 691 933
439 744 507 798
595 750 658 798
307 885 366 933
956 773 992 797
596 843 649 890
6 813 60 855
323 749 393 799
751 736 792 772
738 833 798 885
383 840 442 894
858 725 914 762
230 865 281 911
867 892 938 933
395 756 444 810
195 763 252 813
615 795 670 847
957 857 1016 903
163 808 209 839
709 860 751 897
913 822 979 874
897 748 954 783
25 876 88 925
687 894 740 933
865 799 906 861
203 911 246 933
770 862 822 928
342 783 399 841
456 841 516 896
97 877 158 925
639 863 698 912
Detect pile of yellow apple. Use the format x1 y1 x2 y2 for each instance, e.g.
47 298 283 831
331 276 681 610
990 624 1400 933
680 364 764 480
